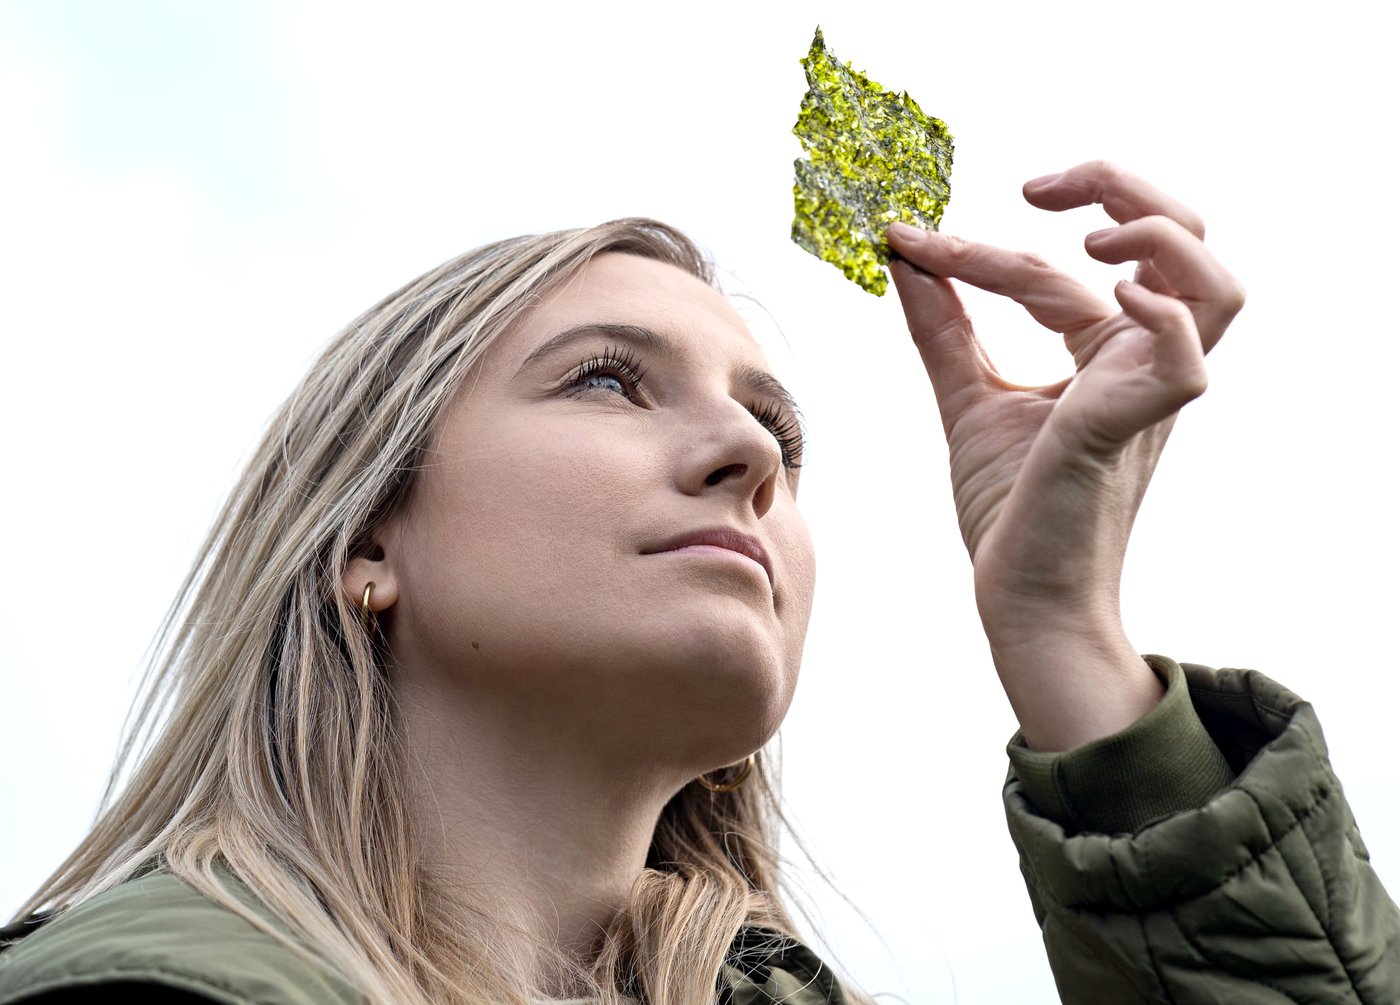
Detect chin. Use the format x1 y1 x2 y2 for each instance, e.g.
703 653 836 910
637 623 799 759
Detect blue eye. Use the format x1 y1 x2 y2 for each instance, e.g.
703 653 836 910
576 375 627 397
566 345 648 401
566 344 805 471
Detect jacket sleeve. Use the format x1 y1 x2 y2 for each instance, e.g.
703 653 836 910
1003 655 1400 1004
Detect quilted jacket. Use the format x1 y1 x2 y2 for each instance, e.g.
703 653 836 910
1003 656 1400 1003
1 657 1396 1003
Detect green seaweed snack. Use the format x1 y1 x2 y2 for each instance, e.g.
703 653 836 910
791 27 954 296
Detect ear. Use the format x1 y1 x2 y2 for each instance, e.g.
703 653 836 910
343 532 401 615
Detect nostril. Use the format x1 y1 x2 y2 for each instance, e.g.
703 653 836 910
705 463 745 486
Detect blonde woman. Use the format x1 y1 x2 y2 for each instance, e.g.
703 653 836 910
1 162 1395 1005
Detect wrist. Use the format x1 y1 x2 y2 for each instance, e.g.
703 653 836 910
988 627 1165 752
975 580 1123 651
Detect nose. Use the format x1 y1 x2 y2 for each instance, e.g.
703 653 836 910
690 403 783 518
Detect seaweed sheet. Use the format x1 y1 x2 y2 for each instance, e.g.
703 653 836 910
791 27 953 296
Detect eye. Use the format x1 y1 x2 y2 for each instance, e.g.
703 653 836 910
748 399 805 472
565 345 649 401
564 344 805 472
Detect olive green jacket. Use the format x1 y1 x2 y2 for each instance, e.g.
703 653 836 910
0 870 836 1004
2 657 1396 1003
1003 656 1400 1003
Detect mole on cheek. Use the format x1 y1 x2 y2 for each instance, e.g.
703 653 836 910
471 641 481 651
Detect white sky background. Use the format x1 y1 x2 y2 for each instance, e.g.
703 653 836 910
1 1 1396 1000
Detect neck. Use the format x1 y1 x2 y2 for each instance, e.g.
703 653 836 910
391 673 691 978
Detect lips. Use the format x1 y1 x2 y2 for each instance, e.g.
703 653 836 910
644 526 774 588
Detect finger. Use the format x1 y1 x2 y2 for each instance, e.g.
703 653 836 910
1023 161 1206 239
888 258 998 433
1053 282 1207 455
1086 216 1246 352
1112 280 1208 417
887 224 1114 334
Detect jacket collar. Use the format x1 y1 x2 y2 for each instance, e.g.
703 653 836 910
718 926 848 1005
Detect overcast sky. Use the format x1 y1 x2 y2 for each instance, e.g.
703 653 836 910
2 2 1396 1001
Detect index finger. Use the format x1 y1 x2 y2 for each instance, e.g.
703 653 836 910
885 226 1114 335
1022 161 1206 239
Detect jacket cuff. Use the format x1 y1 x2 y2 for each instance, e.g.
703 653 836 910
1005 655 1236 834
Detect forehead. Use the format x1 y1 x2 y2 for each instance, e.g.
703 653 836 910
501 252 770 369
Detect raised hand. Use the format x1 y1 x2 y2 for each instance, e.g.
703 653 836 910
886 162 1245 750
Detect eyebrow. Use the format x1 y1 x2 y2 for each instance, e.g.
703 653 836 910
515 322 806 427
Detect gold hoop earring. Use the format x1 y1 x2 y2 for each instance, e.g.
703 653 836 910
360 581 375 632
697 754 754 793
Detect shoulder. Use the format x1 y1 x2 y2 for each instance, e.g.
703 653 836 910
0 871 360 1005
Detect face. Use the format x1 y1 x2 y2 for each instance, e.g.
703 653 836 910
373 253 817 767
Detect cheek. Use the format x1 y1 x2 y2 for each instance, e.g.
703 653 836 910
781 514 818 623
424 447 614 579
393 428 645 651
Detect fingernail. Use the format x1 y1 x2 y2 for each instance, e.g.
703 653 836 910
1025 172 1062 191
887 221 923 242
1085 227 1115 243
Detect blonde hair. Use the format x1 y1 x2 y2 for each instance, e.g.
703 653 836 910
16 219 862 1005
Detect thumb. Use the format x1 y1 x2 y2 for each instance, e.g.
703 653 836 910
889 258 996 434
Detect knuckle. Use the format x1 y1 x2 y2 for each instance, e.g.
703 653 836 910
1179 366 1209 403
942 234 972 257
1157 351 1208 408
934 234 975 268
1015 249 1053 273
911 312 975 351
1081 159 1121 197
1139 214 1175 238
933 314 976 343
1143 296 1197 334
1121 215 1171 250
1082 158 1119 181
1167 299 1198 328
1140 214 1196 249
1222 279 1247 315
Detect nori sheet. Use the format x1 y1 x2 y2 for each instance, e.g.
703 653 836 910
791 27 954 296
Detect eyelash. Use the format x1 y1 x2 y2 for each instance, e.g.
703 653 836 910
565 345 805 471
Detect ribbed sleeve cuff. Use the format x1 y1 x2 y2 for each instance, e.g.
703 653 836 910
1005 654 1236 835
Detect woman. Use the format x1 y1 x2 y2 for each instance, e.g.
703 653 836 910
1 162 1394 1004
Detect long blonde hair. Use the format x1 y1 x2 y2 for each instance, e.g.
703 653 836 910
15 219 859 1004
